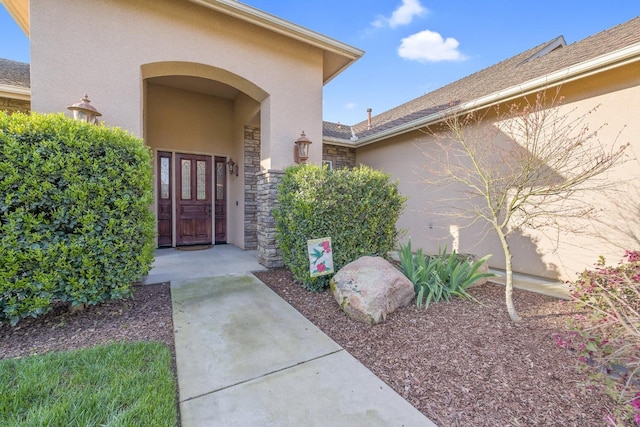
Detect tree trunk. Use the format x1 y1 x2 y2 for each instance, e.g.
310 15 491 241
496 228 521 322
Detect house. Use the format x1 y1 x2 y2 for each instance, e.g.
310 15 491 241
0 58 29 113
1 0 363 268
3 0 639 280
325 16 640 280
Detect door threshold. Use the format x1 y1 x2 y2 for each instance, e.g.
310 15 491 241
175 244 213 251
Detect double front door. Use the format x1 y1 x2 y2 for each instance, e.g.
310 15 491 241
157 152 227 246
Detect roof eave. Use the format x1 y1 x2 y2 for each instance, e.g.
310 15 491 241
0 84 31 100
189 0 364 83
3 0 364 83
323 136 357 147
353 42 640 147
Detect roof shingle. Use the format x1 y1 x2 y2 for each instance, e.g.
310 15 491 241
325 16 640 142
0 58 30 89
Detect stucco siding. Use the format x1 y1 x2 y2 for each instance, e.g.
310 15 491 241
146 83 234 153
30 0 325 168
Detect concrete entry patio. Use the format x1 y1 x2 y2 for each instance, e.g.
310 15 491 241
142 245 266 285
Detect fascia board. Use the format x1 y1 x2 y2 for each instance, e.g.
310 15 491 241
0 84 30 101
322 136 357 147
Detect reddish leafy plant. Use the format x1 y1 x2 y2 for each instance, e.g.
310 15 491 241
563 251 640 425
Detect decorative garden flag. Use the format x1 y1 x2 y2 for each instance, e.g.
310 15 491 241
308 237 334 277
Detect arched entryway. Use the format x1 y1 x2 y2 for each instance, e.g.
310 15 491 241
142 62 265 250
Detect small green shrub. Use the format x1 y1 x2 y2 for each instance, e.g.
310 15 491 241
274 164 406 291
0 112 155 325
398 240 493 309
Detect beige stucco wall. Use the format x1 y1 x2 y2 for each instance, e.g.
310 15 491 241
29 0 324 169
357 62 640 281
146 83 234 153
29 0 330 249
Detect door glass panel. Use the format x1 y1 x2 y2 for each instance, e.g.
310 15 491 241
197 160 206 200
216 162 224 200
160 157 170 199
181 159 191 200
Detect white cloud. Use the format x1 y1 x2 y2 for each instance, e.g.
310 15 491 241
345 102 357 110
398 30 466 62
372 0 428 29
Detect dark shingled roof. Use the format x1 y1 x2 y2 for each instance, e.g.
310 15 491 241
323 121 353 140
324 16 640 142
0 58 30 89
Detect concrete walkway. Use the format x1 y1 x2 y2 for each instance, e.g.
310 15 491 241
172 275 435 426
147 246 435 426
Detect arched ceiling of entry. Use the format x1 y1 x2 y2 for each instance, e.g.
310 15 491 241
141 61 268 103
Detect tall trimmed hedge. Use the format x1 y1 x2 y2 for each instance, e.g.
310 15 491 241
274 164 406 291
0 112 155 325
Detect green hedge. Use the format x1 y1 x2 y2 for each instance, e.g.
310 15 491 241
274 164 406 291
0 112 155 325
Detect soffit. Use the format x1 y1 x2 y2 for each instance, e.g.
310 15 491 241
148 76 240 100
1 0 29 36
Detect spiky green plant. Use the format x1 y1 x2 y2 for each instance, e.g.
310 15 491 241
398 240 494 309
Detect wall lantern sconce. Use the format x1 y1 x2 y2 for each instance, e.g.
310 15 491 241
67 94 102 125
227 158 238 176
294 131 312 164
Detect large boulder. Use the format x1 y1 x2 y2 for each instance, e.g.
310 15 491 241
330 256 415 325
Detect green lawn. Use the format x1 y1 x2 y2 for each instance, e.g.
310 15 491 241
0 342 178 426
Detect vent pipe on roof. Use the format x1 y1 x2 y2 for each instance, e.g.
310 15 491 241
350 126 359 142
366 108 372 130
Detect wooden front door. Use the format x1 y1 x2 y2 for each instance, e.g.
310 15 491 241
214 157 227 244
176 153 212 246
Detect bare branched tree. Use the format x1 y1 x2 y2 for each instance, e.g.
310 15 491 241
427 90 630 321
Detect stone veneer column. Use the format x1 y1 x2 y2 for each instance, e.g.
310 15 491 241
257 169 285 268
243 126 260 250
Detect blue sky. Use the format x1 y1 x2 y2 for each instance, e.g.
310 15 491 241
1 1 638 125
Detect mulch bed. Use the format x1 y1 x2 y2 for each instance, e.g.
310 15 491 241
254 268 617 427
0 284 174 359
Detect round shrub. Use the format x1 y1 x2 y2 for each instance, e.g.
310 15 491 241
274 164 406 291
0 112 155 325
